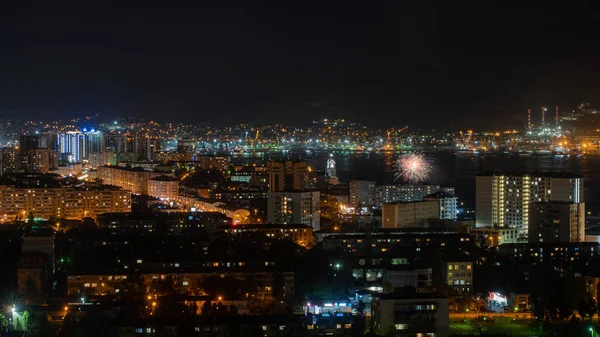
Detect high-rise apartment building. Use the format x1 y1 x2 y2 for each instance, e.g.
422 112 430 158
529 201 585 243
19 135 41 155
476 174 584 235
349 180 376 207
0 185 131 221
267 191 320 230
267 161 308 192
57 130 105 163
25 149 58 174
0 148 18 176
107 135 157 161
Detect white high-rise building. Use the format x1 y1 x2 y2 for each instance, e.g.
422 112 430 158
476 174 583 235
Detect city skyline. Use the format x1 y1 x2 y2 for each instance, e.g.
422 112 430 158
4 3 600 336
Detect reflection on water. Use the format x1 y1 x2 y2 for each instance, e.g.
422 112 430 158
231 151 600 214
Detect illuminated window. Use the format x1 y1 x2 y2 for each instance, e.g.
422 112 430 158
395 324 409 330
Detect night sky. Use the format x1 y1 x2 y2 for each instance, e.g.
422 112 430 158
2 0 600 129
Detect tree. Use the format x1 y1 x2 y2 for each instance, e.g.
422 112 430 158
579 298 595 321
350 315 366 337
23 277 42 304
357 300 366 315
0 313 9 331
189 302 199 316
216 302 228 316
201 301 213 316
229 304 239 316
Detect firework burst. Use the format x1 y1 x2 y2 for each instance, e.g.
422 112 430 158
394 152 433 183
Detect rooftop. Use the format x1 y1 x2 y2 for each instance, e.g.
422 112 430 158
478 171 583 178
150 175 180 182
375 290 447 300
222 223 313 230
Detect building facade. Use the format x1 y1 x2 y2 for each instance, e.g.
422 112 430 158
424 192 458 220
349 180 376 207
267 161 308 192
476 174 584 235
220 224 315 248
0 148 18 175
445 261 473 293
376 184 455 207
25 149 58 174
0 185 131 221
382 201 440 228
57 130 105 163
467 227 519 247
148 177 180 200
381 267 433 293
373 293 449 337
98 165 162 195
529 201 585 243
267 191 320 230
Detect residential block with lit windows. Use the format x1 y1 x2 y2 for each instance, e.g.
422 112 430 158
0 185 131 221
98 165 162 195
529 201 585 243
467 227 519 247
221 224 315 247
476 173 583 235
148 176 180 200
382 200 440 228
68 269 294 302
67 274 130 296
267 161 308 192
445 261 473 293
373 292 449 337
267 191 320 230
